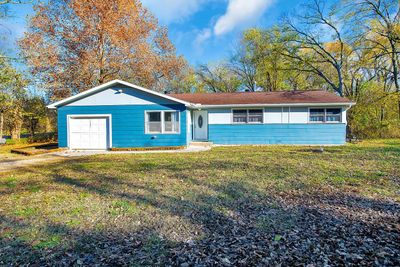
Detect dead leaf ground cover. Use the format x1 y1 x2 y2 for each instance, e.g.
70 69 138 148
0 139 399 266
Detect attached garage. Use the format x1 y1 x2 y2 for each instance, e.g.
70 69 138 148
68 115 111 150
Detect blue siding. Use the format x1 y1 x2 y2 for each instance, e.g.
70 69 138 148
208 124 346 145
58 105 187 148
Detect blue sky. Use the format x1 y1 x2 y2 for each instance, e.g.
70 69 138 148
0 0 306 66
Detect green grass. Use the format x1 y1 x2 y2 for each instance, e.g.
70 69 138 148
33 235 62 250
0 139 399 265
0 139 31 161
4 138 29 146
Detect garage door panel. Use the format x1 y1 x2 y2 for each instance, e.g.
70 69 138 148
69 117 109 149
91 119 107 133
89 132 107 149
70 119 86 132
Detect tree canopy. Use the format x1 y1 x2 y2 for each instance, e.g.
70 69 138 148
19 0 188 100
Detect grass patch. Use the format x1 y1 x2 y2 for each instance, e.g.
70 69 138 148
1 177 17 188
0 139 399 265
33 235 62 250
14 207 39 218
28 185 42 193
4 138 28 146
109 200 139 215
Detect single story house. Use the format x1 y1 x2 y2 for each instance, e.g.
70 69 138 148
47 80 355 150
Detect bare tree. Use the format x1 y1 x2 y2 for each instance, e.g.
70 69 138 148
347 0 400 117
196 64 241 93
0 0 35 60
228 46 257 91
282 0 348 96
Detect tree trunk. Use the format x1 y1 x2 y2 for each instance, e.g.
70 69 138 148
390 41 399 91
396 79 400 120
30 120 35 138
389 40 400 119
11 119 22 140
0 111 3 139
337 66 344 97
11 129 20 140
45 115 52 132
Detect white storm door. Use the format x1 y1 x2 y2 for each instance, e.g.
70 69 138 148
69 117 108 149
193 110 208 140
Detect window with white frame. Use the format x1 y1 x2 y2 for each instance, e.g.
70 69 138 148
164 111 179 133
233 109 263 124
309 108 341 123
146 111 180 133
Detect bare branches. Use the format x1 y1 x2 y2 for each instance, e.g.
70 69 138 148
349 0 400 92
228 46 257 91
282 0 347 96
196 64 241 93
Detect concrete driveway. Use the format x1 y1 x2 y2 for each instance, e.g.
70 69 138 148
56 145 210 157
0 153 68 173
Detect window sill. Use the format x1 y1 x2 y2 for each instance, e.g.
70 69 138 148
231 123 264 125
145 132 181 135
308 122 342 124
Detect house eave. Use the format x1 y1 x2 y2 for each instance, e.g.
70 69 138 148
187 102 356 109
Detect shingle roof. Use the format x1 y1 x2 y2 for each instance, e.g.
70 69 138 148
169 90 353 106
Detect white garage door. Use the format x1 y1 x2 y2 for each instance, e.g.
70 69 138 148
69 117 109 150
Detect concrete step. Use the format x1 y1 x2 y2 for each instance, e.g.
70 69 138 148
190 141 213 147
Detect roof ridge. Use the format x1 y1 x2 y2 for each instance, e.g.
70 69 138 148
170 89 330 95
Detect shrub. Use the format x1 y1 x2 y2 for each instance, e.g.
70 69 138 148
28 132 58 143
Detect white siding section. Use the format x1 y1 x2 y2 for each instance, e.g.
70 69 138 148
342 109 347 124
67 87 176 106
187 110 192 127
208 109 231 124
265 107 283 123
208 106 349 125
282 107 289 123
187 110 192 134
289 107 308 123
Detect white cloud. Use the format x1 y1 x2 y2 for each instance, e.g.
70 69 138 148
214 0 274 36
142 0 207 24
194 28 212 45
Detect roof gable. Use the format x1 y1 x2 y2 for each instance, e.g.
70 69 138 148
65 86 178 106
47 80 191 109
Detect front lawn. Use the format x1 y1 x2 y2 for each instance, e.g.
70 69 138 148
0 139 32 161
0 140 399 265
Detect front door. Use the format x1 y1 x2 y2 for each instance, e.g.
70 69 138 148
193 110 208 141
